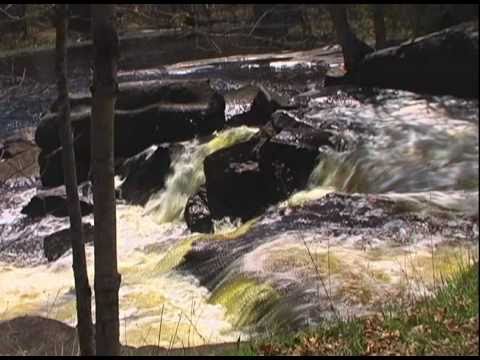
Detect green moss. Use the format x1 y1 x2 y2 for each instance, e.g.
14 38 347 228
123 292 167 310
211 218 257 241
52 300 76 322
267 248 343 276
209 277 280 328
225 264 479 356
206 126 257 154
153 237 197 274
367 268 392 283
407 246 475 284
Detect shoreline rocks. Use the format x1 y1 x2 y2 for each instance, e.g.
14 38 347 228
21 182 93 219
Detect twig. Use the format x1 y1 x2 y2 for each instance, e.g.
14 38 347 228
156 303 165 355
167 312 183 354
301 234 340 321
0 6 21 20
248 6 278 37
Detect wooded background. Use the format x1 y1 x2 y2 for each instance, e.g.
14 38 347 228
1 4 478 53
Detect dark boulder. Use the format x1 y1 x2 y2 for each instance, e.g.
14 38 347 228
35 101 224 188
21 183 93 219
225 85 295 127
38 97 224 157
204 139 271 221
50 79 223 112
352 21 479 98
203 125 339 221
184 186 214 233
38 148 90 188
116 145 172 205
36 79 225 188
0 128 40 183
43 223 94 262
270 110 313 133
259 127 335 201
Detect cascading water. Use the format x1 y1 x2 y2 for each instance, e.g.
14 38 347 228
305 89 479 195
1 50 478 350
144 126 258 224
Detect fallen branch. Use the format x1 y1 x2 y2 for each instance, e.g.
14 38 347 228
248 5 279 37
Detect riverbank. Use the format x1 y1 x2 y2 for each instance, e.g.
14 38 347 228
230 262 479 356
1 262 476 356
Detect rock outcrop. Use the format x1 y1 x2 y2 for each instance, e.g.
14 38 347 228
184 186 214 234
43 223 94 262
335 21 479 98
21 182 93 219
35 79 225 187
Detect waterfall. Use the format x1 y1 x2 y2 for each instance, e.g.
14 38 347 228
144 126 258 224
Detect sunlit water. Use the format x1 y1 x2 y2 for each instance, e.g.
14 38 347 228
0 51 478 347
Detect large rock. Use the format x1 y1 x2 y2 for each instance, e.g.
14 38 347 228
38 148 90 188
184 186 214 233
37 97 225 156
352 21 479 98
36 102 224 187
203 123 340 221
36 79 225 187
43 223 94 262
116 145 172 205
204 139 271 221
0 128 40 183
225 85 295 127
259 127 336 201
21 183 93 219
50 79 223 112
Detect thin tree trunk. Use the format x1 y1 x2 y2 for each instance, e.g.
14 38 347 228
373 4 386 50
326 4 352 68
326 4 372 73
90 4 121 356
55 4 94 356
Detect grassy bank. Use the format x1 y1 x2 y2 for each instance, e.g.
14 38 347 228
227 262 479 356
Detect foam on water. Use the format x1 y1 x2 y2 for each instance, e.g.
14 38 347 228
144 126 258 224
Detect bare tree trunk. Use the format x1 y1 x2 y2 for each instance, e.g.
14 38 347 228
91 4 121 356
373 4 386 49
55 4 94 356
326 4 373 73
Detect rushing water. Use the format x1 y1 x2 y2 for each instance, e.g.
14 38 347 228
0 49 478 348
144 126 258 224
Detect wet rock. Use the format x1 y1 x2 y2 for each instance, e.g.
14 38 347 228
50 79 221 112
204 139 271 220
225 85 294 127
0 316 78 356
178 191 478 288
38 148 90 188
0 128 40 183
352 21 479 98
35 79 225 187
37 95 225 156
270 110 312 133
204 126 338 220
43 223 94 262
117 145 171 206
259 127 335 200
184 186 214 233
21 183 93 219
